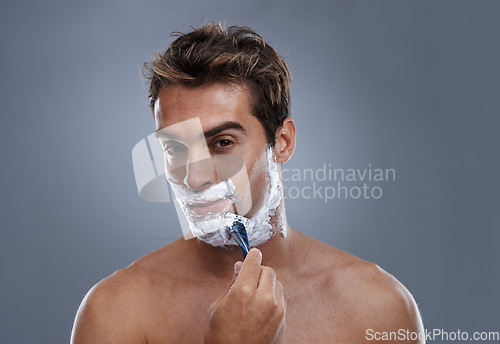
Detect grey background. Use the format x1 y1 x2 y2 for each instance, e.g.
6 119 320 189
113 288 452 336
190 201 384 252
1 0 499 342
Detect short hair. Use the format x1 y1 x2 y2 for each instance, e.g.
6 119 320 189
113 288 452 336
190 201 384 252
143 22 292 146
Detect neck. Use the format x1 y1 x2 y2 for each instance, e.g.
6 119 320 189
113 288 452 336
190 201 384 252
189 211 300 281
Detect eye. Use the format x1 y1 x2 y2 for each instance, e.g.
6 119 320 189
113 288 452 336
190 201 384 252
165 142 187 155
215 139 232 147
212 138 234 151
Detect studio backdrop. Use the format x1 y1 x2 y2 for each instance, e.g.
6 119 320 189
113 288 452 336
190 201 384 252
1 0 499 343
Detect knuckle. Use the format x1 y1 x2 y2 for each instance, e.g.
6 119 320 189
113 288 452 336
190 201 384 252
275 304 285 317
262 294 276 305
261 266 276 277
254 293 274 309
237 285 254 298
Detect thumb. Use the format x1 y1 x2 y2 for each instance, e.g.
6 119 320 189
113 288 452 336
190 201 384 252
208 261 243 314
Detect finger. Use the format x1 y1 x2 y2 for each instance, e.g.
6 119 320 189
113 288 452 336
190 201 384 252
275 281 285 310
209 261 242 314
274 282 286 344
208 298 220 315
225 261 243 294
234 261 243 275
233 248 262 289
256 266 276 296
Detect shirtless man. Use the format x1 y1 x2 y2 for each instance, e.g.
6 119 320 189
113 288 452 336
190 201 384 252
71 23 424 343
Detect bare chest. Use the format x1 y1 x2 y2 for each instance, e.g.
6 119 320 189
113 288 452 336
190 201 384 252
144 280 364 344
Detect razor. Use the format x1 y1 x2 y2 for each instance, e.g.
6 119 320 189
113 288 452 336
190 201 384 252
225 213 251 259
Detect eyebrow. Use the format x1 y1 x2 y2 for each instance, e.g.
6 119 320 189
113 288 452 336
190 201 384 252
155 121 246 140
203 121 246 138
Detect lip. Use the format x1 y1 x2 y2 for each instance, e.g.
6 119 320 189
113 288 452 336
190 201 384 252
188 198 231 215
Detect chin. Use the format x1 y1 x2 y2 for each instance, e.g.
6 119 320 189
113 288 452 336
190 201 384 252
179 147 286 248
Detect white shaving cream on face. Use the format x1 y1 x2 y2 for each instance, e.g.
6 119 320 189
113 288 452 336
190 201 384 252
235 146 285 246
168 147 285 248
169 179 236 238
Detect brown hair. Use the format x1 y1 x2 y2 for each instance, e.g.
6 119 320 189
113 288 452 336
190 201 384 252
143 22 292 145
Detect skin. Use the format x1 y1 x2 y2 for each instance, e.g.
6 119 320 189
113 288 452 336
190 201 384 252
71 83 425 344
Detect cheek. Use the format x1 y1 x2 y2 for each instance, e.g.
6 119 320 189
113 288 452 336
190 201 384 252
244 154 269 216
230 162 253 216
229 149 269 217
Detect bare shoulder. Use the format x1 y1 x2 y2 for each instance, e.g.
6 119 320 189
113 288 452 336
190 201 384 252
340 259 424 333
70 268 147 343
71 238 187 344
296 231 424 342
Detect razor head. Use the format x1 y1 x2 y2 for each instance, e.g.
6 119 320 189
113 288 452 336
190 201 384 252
225 213 251 259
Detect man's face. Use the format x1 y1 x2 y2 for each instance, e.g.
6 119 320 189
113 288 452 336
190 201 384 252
154 83 280 246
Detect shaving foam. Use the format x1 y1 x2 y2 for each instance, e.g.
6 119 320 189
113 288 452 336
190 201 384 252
169 179 236 238
169 147 285 248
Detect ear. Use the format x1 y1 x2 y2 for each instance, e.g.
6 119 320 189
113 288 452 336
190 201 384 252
273 118 296 164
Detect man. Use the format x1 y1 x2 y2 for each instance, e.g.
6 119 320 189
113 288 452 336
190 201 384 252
71 23 424 343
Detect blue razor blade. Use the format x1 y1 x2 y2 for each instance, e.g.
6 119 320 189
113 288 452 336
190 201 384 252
229 221 250 259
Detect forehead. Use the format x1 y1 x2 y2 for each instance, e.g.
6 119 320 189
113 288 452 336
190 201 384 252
154 83 254 131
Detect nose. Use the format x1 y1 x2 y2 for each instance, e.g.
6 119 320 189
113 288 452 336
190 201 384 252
184 148 216 191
